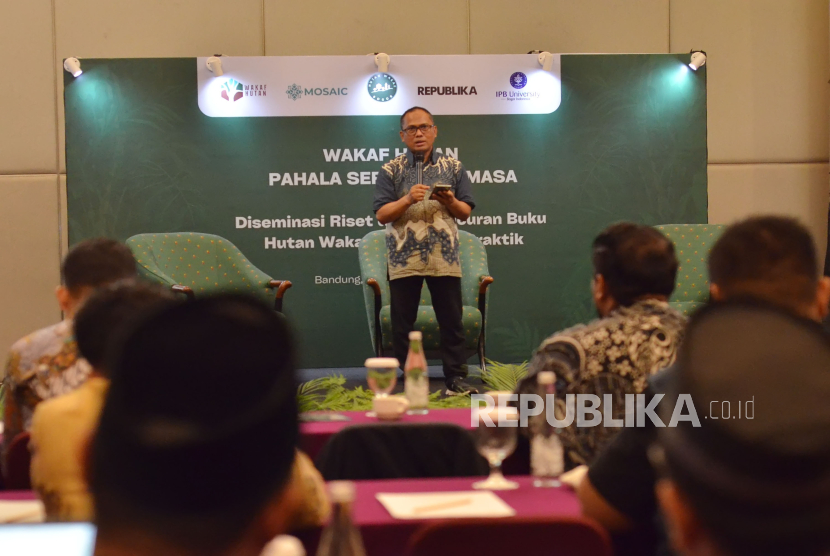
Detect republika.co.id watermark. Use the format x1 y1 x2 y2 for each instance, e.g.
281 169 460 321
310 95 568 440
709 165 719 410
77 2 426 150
471 394 755 428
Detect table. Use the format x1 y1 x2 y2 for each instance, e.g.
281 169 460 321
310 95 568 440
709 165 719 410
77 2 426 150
298 477 581 556
0 491 36 501
300 408 530 475
2 480 580 556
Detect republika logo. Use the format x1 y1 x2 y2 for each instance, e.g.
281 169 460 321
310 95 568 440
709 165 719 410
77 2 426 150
367 73 397 102
418 86 478 96
510 72 528 89
286 84 348 101
221 78 267 102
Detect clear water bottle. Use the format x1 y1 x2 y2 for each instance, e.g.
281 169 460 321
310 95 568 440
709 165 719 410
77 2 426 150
315 481 366 556
531 371 563 487
404 331 429 415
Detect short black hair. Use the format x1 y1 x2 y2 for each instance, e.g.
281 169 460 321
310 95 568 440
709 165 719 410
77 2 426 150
90 294 298 554
61 238 137 294
400 106 434 129
592 222 678 306
73 282 177 374
709 216 818 312
659 303 830 556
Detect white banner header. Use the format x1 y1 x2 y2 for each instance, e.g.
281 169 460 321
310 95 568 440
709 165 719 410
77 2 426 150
197 54 561 117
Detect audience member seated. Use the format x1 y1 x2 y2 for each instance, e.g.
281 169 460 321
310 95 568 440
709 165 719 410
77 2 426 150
577 216 830 554
518 222 684 466
1 238 136 473
88 294 317 556
654 303 830 556
30 282 176 520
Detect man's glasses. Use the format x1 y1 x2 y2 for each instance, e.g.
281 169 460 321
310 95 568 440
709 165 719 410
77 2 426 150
401 124 435 136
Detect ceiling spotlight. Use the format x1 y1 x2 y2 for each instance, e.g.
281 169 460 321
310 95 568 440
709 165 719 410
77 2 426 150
374 52 390 73
206 55 224 76
689 50 707 71
63 57 82 77
537 51 554 72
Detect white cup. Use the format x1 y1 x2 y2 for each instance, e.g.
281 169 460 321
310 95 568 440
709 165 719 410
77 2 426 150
373 396 409 420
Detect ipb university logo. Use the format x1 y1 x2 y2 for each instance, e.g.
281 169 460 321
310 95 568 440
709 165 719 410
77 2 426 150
221 79 244 102
510 72 528 89
367 73 397 102
285 84 349 101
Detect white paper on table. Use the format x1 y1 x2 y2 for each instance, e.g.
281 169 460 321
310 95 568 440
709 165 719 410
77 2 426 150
0 500 46 523
376 491 515 520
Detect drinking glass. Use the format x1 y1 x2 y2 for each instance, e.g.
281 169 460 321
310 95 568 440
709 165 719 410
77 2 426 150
365 358 399 417
472 408 519 490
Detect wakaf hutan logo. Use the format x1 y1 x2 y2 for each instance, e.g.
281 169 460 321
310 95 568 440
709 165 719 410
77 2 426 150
221 79 244 102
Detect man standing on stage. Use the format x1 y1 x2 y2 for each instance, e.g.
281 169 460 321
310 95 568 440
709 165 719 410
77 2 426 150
373 106 478 395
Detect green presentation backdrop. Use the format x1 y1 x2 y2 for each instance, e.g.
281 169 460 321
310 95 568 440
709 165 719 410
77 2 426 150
65 55 707 368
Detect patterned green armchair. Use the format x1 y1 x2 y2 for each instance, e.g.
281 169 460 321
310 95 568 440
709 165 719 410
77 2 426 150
359 230 494 371
126 233 292 311
655 224 725 317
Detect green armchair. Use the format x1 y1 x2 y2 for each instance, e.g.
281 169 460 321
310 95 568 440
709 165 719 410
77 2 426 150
126 232 292 311
359 230 494 371
655 224 725 317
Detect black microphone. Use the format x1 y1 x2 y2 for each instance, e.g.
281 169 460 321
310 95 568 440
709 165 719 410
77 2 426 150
414 153 424 186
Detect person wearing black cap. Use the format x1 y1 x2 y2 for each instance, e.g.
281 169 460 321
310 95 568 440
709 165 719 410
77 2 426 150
576 216 830 555
88 295 305 556
654 302 830 556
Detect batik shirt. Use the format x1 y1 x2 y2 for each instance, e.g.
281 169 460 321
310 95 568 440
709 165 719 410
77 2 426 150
519 299 686 466
373 151 475 280
1 320 91 471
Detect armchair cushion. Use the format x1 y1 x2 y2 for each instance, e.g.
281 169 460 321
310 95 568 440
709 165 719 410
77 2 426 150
359 229 490 354
127 233 278 305
655 224 725 304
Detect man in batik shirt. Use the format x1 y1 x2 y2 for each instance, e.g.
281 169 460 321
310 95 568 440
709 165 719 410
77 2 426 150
519 223 685 466
1 238 136 473
373 106 477 395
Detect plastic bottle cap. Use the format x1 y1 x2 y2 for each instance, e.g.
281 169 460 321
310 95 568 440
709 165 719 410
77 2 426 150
537 371 555 385
408 331 422 340
262 535 306 556
365 357 400 369
329 480 356 503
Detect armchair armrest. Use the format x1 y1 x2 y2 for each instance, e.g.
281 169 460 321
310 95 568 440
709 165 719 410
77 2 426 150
171 284 195 300
366 278 382 297
366 279 384 356
479 276 494 295
267 280 293 312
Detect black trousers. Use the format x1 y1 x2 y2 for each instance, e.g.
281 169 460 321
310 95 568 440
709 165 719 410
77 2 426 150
389 275 468 380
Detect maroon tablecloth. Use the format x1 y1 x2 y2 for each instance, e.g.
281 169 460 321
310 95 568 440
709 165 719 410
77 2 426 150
299 476 580 556
2 480 580 556
0 490 36 501
300 408 472 458
300 408 530 474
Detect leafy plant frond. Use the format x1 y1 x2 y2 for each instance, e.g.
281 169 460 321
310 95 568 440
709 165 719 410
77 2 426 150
479 360 529 392
296 361 527 412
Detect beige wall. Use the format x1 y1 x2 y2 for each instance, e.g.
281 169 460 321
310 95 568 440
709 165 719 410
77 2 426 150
1 0 827 365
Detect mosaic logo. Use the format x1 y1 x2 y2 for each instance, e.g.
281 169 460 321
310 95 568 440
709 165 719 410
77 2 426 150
509 72 528 89
286 84 349 101
367 73 397 102
221 79 244 102
286 84 302 101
